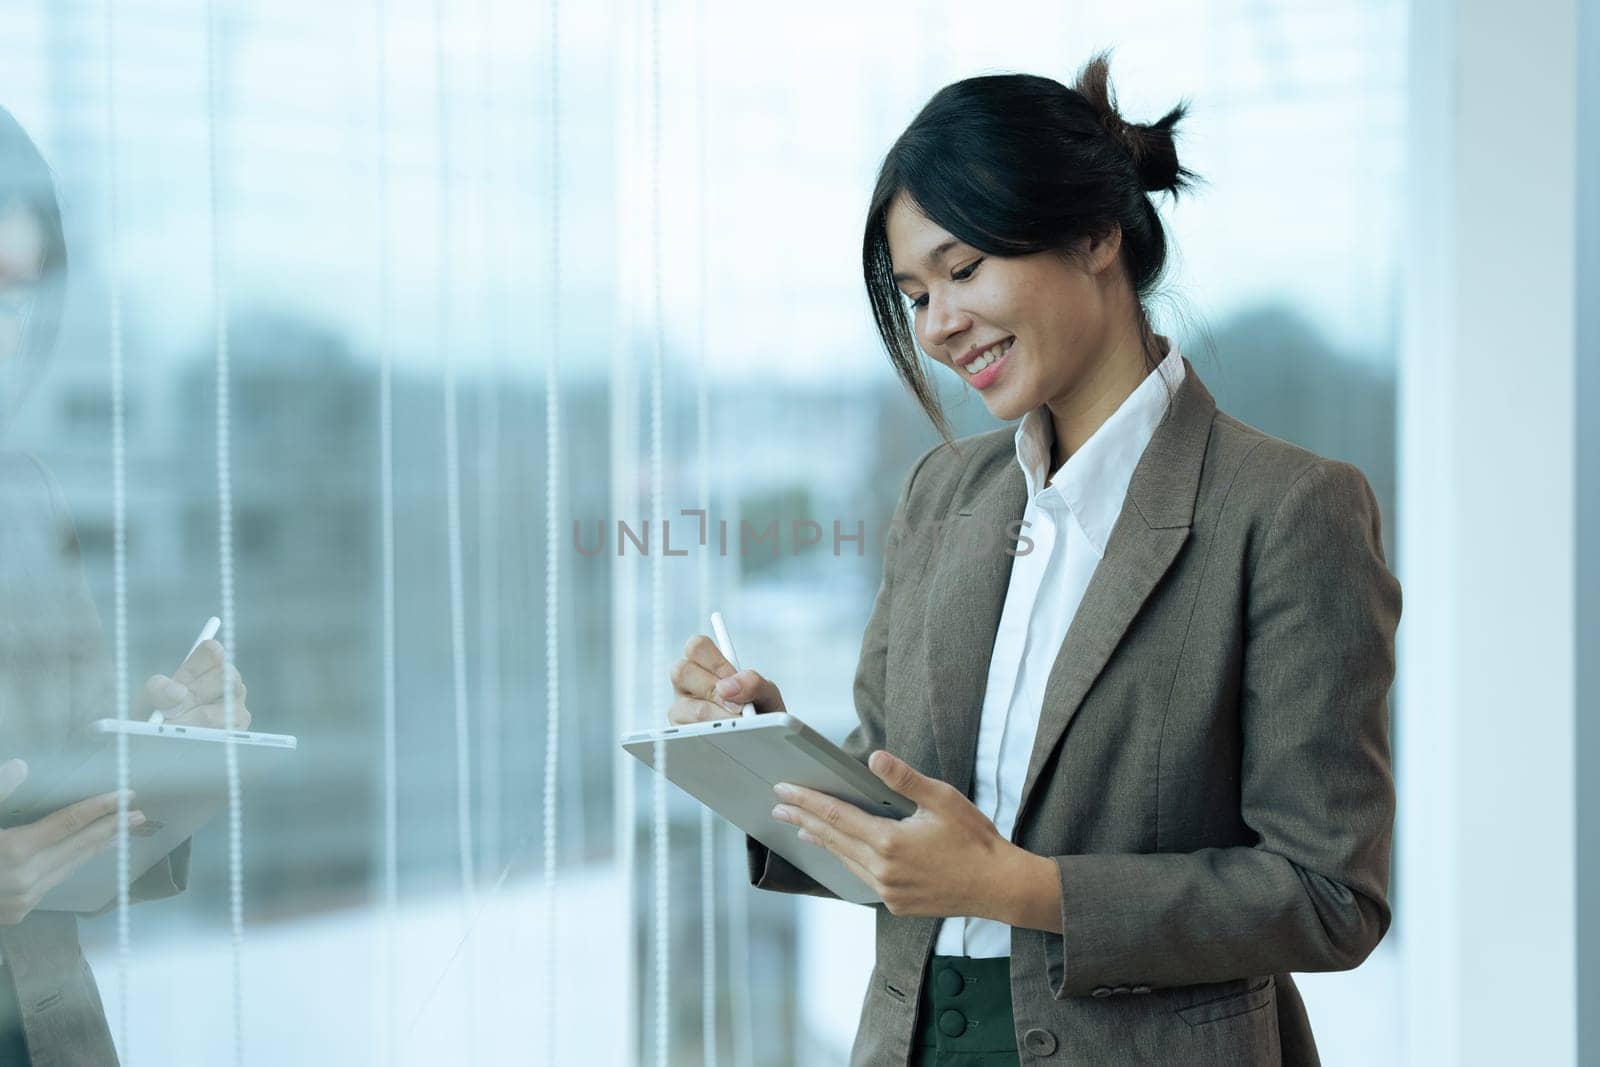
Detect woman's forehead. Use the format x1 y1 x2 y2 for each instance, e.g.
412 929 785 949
886 197 962 281
0 202 45 286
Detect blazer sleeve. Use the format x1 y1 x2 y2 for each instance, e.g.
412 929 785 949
1044 458 1401 996
747 442 943 897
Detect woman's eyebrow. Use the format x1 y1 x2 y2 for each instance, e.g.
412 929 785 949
892 238 962 284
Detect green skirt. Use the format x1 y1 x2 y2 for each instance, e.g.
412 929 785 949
911 955 1019 1067
0 965 30 1067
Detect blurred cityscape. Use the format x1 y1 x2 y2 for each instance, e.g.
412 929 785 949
11 293 1393 1065
0 0 1403 1063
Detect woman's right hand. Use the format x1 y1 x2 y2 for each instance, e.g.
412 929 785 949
0 759 143 925
668 635 787 724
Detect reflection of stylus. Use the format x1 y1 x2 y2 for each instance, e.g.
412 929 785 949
186 616 221 660
709 611 757 718
149 616 221 726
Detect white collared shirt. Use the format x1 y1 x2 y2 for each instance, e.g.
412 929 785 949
933 345 1187 958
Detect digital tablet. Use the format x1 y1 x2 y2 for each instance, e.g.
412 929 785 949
0 718 298 913
620 713 915 904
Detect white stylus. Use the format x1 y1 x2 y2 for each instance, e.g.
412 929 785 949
150 616 221 726
709 611 757 718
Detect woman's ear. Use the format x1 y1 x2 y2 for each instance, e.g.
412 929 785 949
1084 223 1123 275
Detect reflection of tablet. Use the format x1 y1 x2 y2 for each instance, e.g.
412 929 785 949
1 718 298 913
620 713 914 904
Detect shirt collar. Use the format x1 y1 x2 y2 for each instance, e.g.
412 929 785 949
1012 344 1187 555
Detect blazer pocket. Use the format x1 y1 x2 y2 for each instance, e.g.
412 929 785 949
1176 976 1274 1027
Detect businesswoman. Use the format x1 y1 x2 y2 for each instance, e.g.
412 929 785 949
0 106 251 1065
668 53 1399 1067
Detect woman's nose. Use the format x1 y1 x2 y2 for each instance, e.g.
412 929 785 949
923 294 971 349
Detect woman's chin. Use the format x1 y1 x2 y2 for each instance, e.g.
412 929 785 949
977 386 1033 423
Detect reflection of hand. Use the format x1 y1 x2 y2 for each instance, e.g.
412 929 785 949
0 758 142 924
139 639 251 730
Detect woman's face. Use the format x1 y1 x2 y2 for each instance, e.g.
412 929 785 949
0 201 45 366
886 192 1123 423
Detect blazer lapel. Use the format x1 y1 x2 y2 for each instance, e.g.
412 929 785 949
920 445 1029 799
918 361 1217 807
1013 362 1217 823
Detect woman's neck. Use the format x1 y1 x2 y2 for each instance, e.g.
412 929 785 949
1046 330 1167 477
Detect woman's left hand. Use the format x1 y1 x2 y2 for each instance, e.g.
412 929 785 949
772 749 1023 919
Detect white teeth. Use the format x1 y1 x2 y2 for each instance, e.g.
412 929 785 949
965 339 1012 375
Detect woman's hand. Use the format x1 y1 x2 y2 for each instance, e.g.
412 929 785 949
138 639 251 730
667 634 786 724
771 749 1041 921
0 759 143 925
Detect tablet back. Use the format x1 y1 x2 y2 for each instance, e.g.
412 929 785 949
621 713 913 904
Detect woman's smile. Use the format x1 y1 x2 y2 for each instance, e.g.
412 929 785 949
958 336 1014 390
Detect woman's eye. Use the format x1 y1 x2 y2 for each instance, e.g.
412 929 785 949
903 259 980 311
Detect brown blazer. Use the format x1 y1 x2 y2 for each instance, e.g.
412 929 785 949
748 359 1401 1066
0 452 190 1066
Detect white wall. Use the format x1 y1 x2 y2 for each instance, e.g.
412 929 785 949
1398 1 1583 1064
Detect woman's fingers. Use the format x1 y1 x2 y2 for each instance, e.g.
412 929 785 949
141 673 192 712
666 634 786 724
32 807 142 893
717 669 785 713
668 654 723 699
665 667 786 723
175 657 244 706
0 791 141 923
10 790 128 857
668 652 740 721
682 634 736 677
172 638 224 688
151 641 244 721
790 818 880 895
678 633 783 709
667 697 730 725
20 814 139 926
666 669 738 724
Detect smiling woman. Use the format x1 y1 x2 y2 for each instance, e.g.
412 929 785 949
686 50 1402 1067
865 51 1196 449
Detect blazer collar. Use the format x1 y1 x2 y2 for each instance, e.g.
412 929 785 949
1012 344 1187 554
919 357 1217 816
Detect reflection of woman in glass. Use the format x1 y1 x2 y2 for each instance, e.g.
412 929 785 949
669 54 1400 1066
0 107 250 1065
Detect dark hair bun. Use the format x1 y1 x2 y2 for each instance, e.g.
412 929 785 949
1072 51 1195 196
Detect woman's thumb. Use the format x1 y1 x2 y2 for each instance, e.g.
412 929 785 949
718 671 783 712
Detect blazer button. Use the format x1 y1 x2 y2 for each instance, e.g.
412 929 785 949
1112 986 1131 996
1022 1027 1058 1056
935 967 964 997
1131 985 1151 995
1090 986 1113 998
937 1009 967 1038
